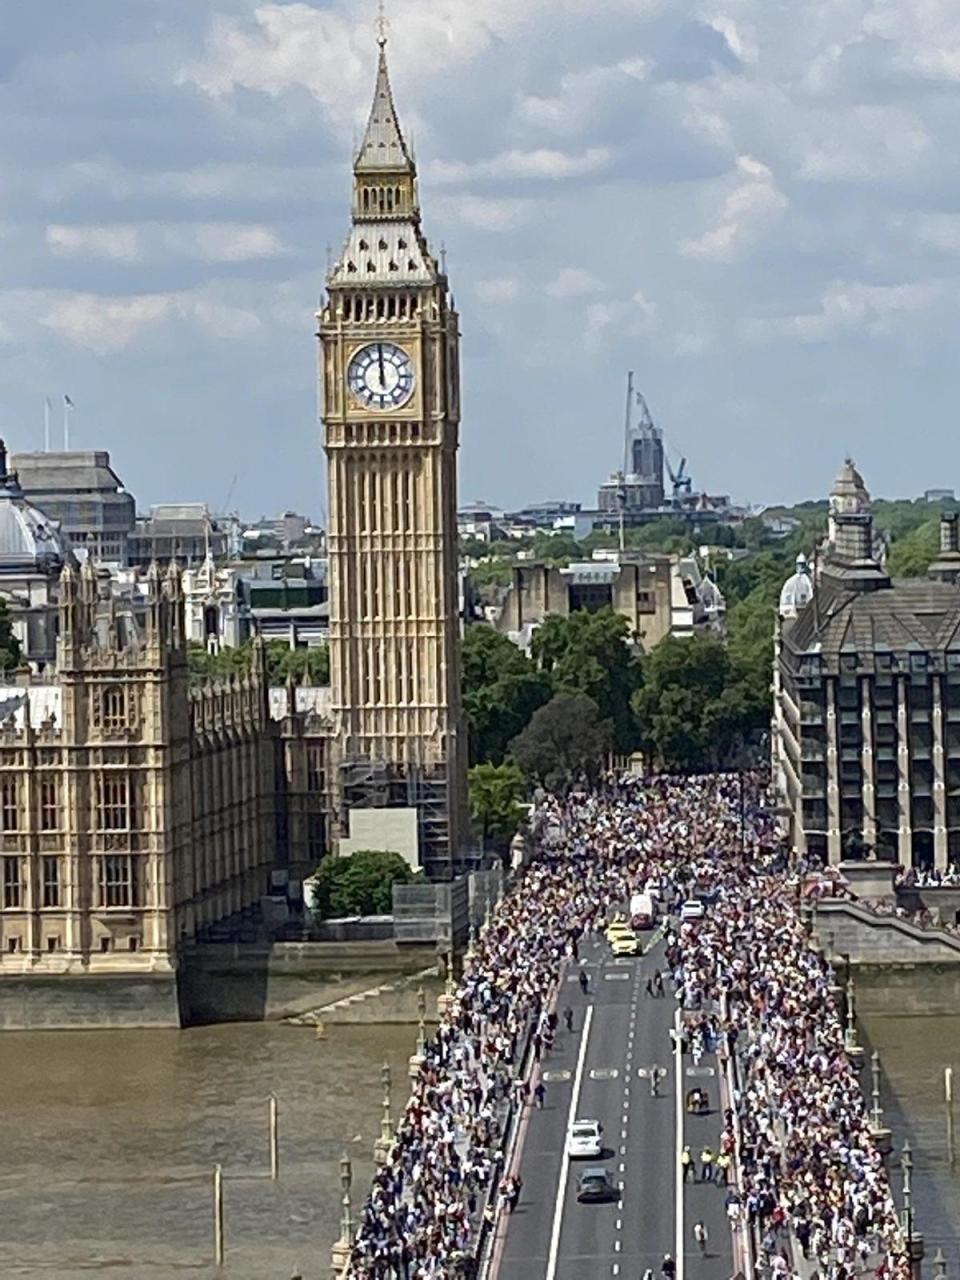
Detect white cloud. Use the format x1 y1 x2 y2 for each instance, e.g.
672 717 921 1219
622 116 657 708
742 280 944 344
45 222 285 264
434 194 534 232
434 146 611 185
46 224 142 263
476 277 519 304
546 268 605 298
681 155 787 262
797 105 932 183
42 293 174 355
583 291 659 352
702 14 758 65
894 212 960 255
179 1 647 136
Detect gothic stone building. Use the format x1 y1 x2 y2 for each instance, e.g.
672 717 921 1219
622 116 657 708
318 35 466 879
0 559 328 1025
775 460 960 868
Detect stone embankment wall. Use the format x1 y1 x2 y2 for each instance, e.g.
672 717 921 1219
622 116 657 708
814 901 960 965
179 941 441 1025
0 974 180 1031
0 941 441 1030
286 970 443 1025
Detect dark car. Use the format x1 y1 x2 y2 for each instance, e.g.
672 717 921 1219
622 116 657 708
576 1167 616 1203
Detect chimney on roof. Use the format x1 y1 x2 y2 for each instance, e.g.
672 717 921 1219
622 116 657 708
928 511 960 585
940 511 959 555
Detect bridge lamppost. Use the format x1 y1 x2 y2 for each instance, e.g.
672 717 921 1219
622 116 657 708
869 1050 892 1155
330 1152 354 1278
409 985 427 1079
933 1247 946 1280
901 1140 925 1280
844 975 865 1069
373 1062 394 1166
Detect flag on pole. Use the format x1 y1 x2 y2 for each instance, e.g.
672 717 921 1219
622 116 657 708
64 394 75 408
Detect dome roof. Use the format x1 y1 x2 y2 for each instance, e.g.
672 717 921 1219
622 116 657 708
0 441 66 572
779 554 814 619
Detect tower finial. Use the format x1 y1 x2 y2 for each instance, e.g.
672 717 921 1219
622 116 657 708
376 0 388 48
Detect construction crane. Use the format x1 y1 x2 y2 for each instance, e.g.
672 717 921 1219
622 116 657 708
666 455 693 503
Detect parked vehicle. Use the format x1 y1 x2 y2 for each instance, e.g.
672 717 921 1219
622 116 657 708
630 891 655 930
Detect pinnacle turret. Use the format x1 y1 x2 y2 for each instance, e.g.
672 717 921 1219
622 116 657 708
355 39 413 175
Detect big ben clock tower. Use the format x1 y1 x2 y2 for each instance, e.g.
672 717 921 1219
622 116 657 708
318 31 465 878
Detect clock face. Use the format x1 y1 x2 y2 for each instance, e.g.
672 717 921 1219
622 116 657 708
347 342 415 410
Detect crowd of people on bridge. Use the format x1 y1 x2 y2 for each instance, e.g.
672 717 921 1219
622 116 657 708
344 772 908 1280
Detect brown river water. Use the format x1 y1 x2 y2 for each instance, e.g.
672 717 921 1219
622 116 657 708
1 1011 957 1276
860 1012 960 1265
0 1023 415 1279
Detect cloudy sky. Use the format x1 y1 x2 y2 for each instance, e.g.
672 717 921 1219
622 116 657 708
2 0 960 519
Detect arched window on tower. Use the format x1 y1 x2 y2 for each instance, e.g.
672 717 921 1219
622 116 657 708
99 686 127 732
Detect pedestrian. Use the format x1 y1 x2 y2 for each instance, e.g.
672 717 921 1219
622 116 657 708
654 970 664 997
578 969 589 995
563 1006 574 1032
699 1145 715 1183
661 1253 676 1280
650 1065 661 1097
645 976 654 997
715 1151 730 1185
681 1145 695 1182
534 1081 546 1109
693 1220 708 1256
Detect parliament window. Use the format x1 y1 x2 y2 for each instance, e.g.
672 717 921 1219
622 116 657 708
99 686 127 731
39 777 60 831
306 745 324 794
0 777 19 831
2 857 23 909
42 857 60 909
96 774 136 831
99 855 135 908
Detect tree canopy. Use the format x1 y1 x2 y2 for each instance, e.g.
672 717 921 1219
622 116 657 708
187 639 330 686
529 609 641 752
510 692 614 794
0 599 22 673
468 761 526 848
462 626 552 765
309 849 415 919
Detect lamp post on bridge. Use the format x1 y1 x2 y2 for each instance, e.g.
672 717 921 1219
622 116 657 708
869 1050 892 1155
330 1152 354 1279
901 1140 925 1280
408 985 427 1079
373 1062 394 1165
844 975 865 1069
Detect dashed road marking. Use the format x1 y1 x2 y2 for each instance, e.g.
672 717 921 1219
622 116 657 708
542 1070 572 1082
604 973 630 982
589 1068 619 1080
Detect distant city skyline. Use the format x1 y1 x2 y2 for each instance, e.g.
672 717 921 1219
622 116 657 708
3 1 960 518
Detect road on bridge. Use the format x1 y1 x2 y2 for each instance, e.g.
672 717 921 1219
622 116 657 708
493 934 735 1280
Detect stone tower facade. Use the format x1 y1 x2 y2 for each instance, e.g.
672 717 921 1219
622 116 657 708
318 36 465 878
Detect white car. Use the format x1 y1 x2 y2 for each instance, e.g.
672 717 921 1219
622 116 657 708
567 1119 603 1159
680 899 705 921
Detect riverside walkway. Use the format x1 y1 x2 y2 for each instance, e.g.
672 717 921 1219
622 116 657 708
343 775 910 1280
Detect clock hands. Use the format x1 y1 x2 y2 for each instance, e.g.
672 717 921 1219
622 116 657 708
377 343 386 390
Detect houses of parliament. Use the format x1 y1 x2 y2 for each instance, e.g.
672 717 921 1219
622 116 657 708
0 34 465 1023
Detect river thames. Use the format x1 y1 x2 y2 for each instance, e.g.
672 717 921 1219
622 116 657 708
0 1022 415 1279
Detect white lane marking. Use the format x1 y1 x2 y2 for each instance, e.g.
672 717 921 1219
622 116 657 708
545 1003 594 1280
616 1218 623 1231
618 1162 625 1173
614 1240 622 1253
613 1266 620 1277
674 1006 685 1280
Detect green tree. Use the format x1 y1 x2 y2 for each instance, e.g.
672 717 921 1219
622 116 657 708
0 598 21 672
530 609 641 751
462 626 552 765
468 761 525 847
510 692 614 794
266 640 330 685
633 633 735 771
886 520 940 578
187 641 252 682
310 849 414 919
